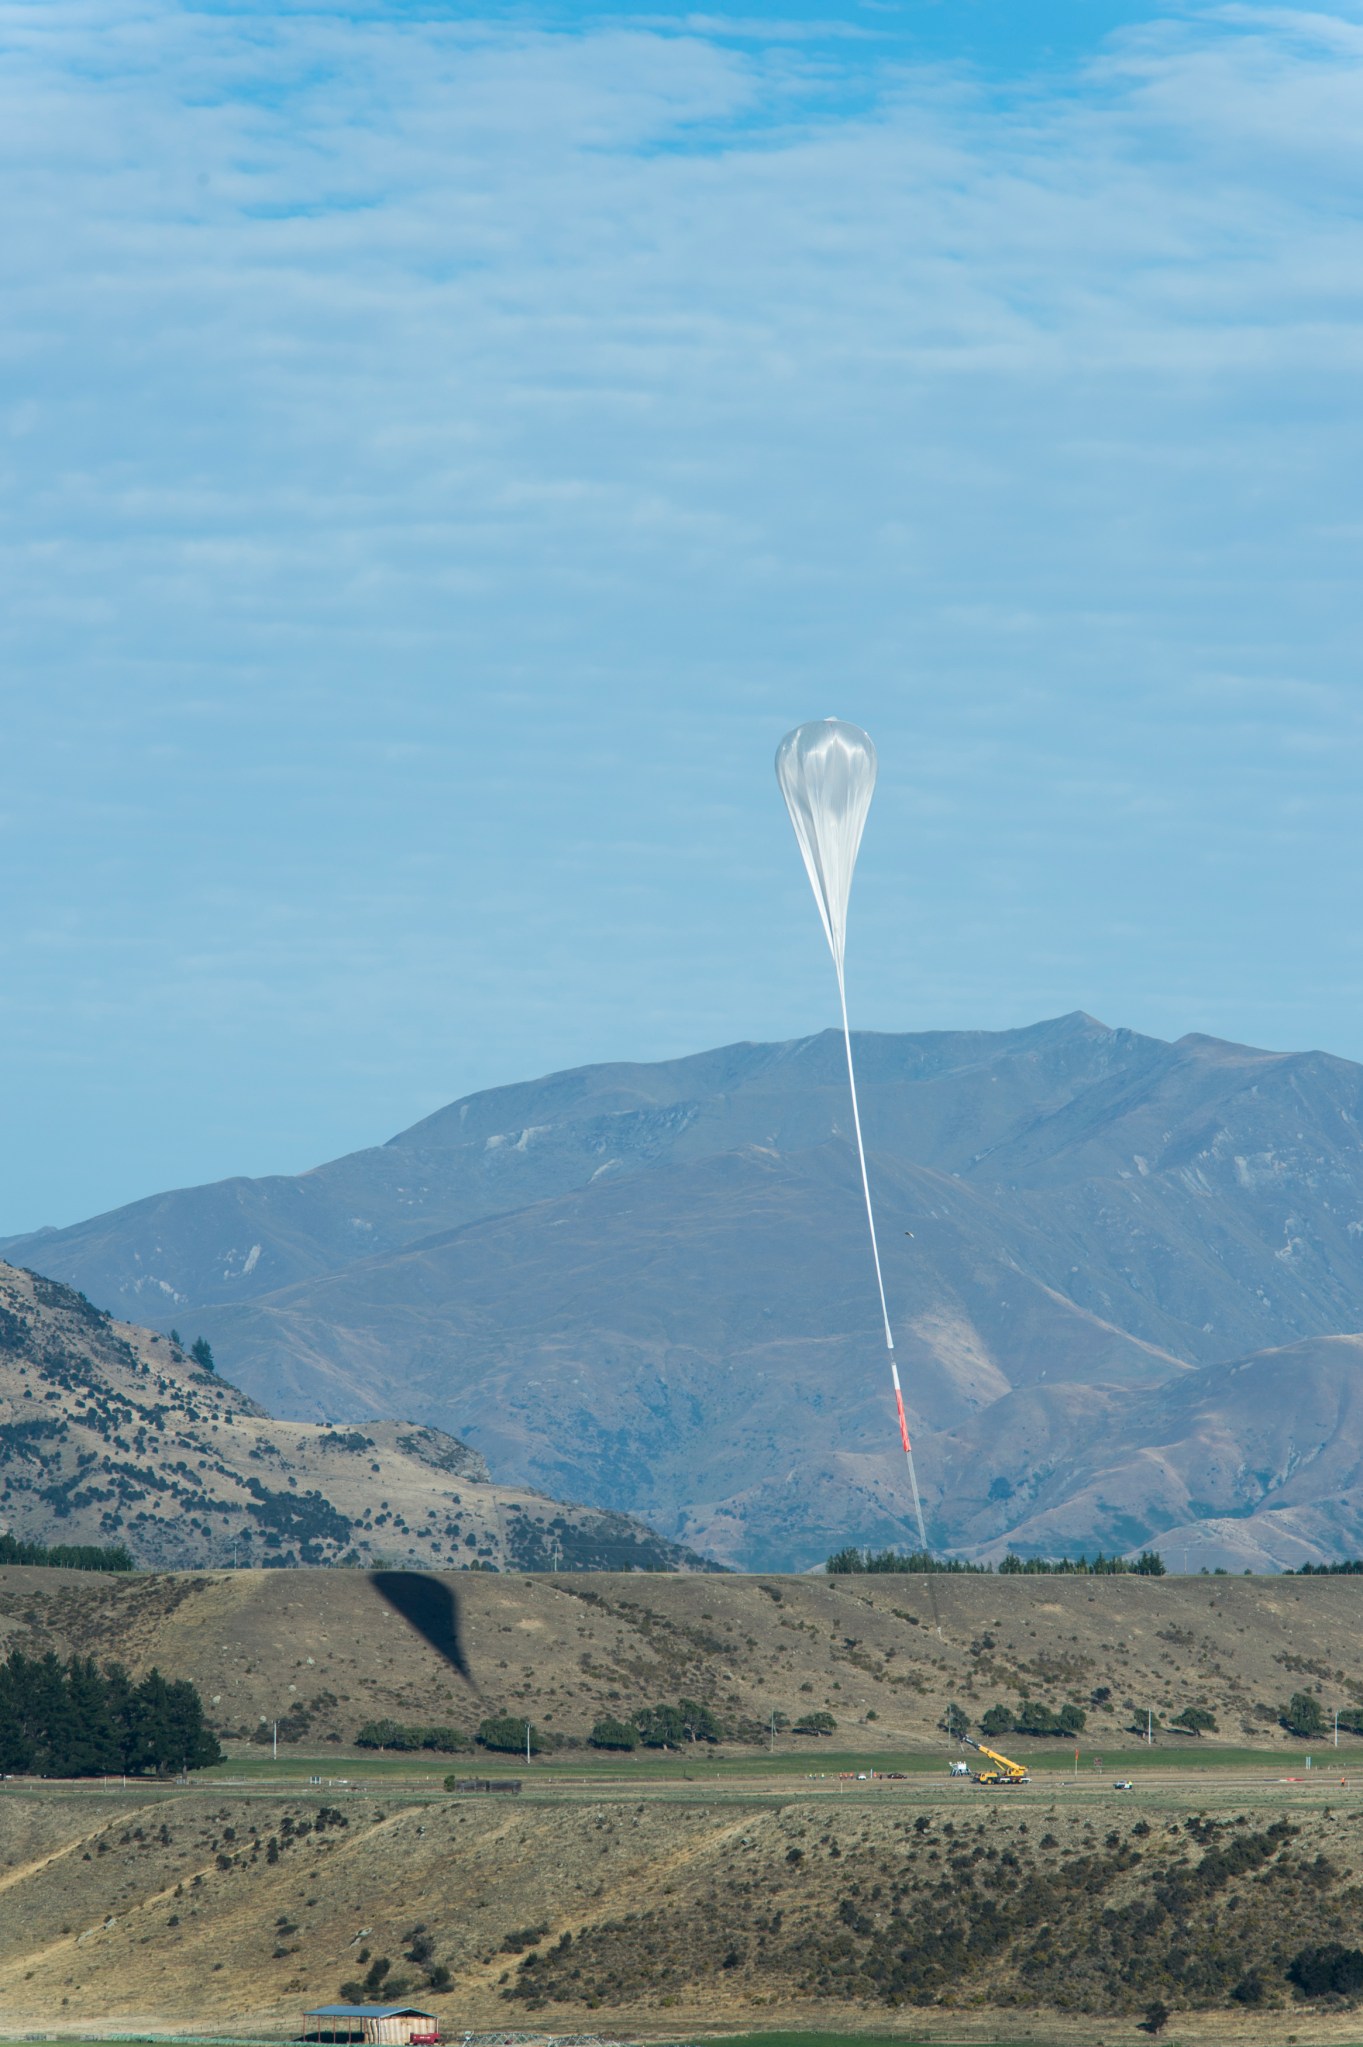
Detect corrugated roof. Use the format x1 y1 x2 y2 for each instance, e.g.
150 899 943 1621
303 2007 436 2019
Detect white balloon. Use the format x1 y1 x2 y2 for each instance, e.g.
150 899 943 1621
774 718 878 983
774 715 929 1550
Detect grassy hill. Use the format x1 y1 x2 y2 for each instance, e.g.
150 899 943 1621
5 1565 1363 2037
2 1757 1363 2038
5 1560 1363 1756
0 1260 712 1574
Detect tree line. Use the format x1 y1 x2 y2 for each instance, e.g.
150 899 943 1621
0 1533 133 1572
826 1545 1166 1575
0 1648 221 1776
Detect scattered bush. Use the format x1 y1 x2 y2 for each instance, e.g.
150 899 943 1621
501 1924 549 1954
253 1700 325 1745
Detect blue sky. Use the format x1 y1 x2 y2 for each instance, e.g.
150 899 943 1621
3 0 1363 1232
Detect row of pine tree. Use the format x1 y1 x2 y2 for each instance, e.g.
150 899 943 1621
0 1649 221 1776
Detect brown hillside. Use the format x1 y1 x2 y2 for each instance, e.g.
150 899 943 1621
6 1562 1363 1754
0 1261 710 1574
5 1778 1363 2040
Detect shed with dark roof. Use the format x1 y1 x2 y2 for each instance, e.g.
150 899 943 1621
303 2005 438 2044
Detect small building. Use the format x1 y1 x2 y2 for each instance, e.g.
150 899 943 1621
303 2006 439 2045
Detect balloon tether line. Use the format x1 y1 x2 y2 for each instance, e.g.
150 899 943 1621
775 717 930 1561
835 964 929 1552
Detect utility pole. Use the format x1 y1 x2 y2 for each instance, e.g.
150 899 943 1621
273 1719 278 1761
1336 1707 1340 1749
770 1708 776 1754
1147 1709 1153 1747
525 1722 531 1764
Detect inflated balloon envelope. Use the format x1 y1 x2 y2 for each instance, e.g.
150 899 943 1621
776 717 929 1549
775 718 877 979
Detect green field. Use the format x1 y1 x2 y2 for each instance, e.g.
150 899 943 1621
190 1739 1363 1785
5 1739 1360 1816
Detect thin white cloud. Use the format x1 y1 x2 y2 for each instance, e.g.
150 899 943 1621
2 0 1363 1224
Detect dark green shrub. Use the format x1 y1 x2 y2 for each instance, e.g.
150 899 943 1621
633 1698 720 1746
982 1698 1084 1737
1288 1943 1363 1997
355 1719 469 1753
588 1716 638 1750
477 1714 540 1754
1171 1705 1218 1734
793 1711 836 1735
501 1924 549 1954
1281 1691 1326 1738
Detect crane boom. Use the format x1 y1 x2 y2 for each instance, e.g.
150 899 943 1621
959 1733 1029 1784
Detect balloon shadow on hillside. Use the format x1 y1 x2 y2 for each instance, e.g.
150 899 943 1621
369 1570 473 1685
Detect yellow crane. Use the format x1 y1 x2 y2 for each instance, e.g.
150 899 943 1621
960 1733 1029 1785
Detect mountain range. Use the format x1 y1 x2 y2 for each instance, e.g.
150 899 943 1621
7 1011 1363 1569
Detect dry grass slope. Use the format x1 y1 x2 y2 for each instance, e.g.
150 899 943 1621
5 1787 1363 2038
5 1564 1363 1754
7 1569 1363 2037
0 1261 710 1574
